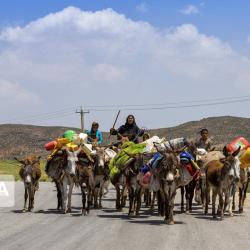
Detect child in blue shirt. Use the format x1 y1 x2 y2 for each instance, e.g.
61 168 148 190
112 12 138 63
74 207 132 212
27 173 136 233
86 122 103 145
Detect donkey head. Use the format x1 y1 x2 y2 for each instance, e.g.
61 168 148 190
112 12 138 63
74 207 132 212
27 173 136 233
222 146 241 182
95 147 105 169
154 145 179 185
65 147 82 177
161 152 179 185
15 156 41 184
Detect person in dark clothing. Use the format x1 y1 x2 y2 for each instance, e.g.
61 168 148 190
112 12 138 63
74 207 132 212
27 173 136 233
110 115 144 144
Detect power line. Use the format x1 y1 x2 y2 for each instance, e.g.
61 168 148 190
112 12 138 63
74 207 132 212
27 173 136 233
1 95 250 125
87 98 250 111
1 106 77 124
83 95 250 109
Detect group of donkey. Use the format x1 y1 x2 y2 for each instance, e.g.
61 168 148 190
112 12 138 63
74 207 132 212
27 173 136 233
15 139 250 225
109 141 249 224
15 146 115 215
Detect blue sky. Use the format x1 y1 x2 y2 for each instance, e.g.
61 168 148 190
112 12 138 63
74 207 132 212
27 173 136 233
0 1 250 130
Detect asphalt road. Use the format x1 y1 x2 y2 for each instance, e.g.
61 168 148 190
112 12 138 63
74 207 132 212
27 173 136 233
0 182 249 250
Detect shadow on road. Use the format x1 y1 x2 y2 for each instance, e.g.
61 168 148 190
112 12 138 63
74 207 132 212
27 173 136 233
11 209 24 214
129 219 185 226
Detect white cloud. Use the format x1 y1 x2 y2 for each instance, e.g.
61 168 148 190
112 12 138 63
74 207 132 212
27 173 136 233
179 4 200 15
0 80 39 104
136 3 148 13
0 6 250 128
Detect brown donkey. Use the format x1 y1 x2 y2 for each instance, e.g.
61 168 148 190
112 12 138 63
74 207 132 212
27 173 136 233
205 146 241 219
15 156 42 212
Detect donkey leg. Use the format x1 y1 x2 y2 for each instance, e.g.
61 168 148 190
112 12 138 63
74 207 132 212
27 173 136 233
66 183 73 213
23 186 28 212
242 181 249 212
29 185 35 211
239 186 243 213
227 187 234 216
98 185 103 209
94 187 99 209
189 182 196 213
87 188 92 214
27 186 33 212
81 186 87 216
115 185 121 210
128 188 134 216
185 186 190 214
205 186 210 215
181 186 185 213
212 189 217 219
150 191 156 211
232 189 236 211
62 180 68 214
135 188 142 216
164 196 169 223
121 186 127 208
169 192 176 225
218 193 224 220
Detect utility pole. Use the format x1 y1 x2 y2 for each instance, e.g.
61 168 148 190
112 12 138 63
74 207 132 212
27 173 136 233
76 106 89 131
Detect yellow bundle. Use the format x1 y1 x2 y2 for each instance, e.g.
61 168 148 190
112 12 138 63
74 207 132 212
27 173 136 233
239 147 250 168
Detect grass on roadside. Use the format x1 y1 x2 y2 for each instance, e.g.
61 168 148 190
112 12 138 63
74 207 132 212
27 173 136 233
0 160 50 182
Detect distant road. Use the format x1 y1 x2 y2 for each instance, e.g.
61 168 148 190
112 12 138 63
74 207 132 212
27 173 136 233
0 182 250 250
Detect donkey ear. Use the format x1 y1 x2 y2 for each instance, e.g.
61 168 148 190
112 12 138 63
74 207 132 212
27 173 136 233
220 158 226 164
14 157 25 165
223 146 229 157
153 142 166 154
232 146 241 157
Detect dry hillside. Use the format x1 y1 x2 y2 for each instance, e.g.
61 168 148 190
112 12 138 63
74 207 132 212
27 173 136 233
0 116 250 159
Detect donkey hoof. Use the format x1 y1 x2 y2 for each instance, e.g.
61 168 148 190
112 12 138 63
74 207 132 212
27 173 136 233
185 211 190 215
213 214 217 219
169 220 175 225
22 209 27 213
98 204 103 209
82 210 87 216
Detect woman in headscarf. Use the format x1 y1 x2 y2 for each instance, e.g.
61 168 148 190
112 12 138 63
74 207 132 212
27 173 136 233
110 115 144 144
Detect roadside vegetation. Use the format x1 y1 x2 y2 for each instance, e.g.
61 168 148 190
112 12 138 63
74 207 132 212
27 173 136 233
0 160 49 181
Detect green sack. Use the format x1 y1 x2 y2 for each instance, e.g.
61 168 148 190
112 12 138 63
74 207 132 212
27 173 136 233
63 130 76 142
110 166 121 181
108 142 146 178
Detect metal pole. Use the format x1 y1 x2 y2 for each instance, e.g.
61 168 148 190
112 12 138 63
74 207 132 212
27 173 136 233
76 106 89 131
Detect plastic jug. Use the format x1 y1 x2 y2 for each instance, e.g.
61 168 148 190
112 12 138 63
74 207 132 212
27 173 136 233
227 136 250 152
45 141 57 151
